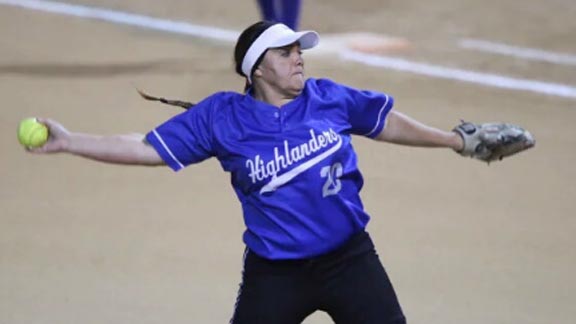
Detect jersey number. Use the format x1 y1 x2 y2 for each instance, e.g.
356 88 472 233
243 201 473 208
320 163 343 197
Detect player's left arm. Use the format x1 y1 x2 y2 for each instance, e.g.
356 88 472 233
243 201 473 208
375 110 463 150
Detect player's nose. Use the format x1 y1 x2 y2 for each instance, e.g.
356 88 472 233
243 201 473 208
293 52 303 66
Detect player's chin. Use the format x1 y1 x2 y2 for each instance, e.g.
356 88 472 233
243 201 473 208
290 74 305 91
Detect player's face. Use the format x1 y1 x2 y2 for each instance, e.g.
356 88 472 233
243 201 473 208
255 42 305 97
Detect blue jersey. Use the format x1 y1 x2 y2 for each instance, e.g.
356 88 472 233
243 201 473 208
146 78 394 260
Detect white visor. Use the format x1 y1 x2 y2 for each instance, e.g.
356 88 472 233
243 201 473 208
241 23 319 83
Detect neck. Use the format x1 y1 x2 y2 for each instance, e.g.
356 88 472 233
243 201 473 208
252 82 300 108
255 92 295 108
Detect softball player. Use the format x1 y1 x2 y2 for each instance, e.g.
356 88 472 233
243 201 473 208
28 21 533 323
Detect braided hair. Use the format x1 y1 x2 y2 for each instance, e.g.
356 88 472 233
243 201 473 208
139 21 275 110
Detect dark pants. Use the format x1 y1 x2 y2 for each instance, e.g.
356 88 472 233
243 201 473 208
230 232 406 324
256 0 301 30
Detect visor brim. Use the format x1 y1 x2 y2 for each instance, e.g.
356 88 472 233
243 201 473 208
269 30 320 50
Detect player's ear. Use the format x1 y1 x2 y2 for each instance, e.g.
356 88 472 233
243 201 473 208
253 67 263 78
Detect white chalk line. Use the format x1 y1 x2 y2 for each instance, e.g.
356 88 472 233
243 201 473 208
341 50 576 99
2 0 576 100
460 39 576 67
0 0 239 42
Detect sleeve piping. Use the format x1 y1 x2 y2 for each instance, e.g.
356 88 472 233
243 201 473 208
152 130 185 170
362 94 392 137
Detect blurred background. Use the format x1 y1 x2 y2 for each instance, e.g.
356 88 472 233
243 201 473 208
1 0 575 323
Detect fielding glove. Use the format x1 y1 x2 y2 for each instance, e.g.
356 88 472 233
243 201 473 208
453 121 535 163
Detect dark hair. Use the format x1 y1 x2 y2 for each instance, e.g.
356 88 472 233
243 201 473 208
140 21 276 109
137 88 194 110
234 21 276 80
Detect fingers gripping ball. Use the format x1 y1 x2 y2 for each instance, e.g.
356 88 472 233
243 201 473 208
453 121 535 163
18 118 49 148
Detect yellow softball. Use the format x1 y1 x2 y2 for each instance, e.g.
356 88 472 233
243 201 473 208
18 118 49 148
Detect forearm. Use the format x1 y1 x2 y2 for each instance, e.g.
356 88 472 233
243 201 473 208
376 111 463 150
64 133 163 165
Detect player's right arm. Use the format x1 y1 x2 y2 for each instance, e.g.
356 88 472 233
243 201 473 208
28 118 165 166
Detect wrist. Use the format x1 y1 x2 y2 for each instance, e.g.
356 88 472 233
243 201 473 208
451 132 464 152
62 132 84 153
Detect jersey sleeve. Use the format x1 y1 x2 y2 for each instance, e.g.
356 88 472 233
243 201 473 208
345 87 394 138
145 95 216 171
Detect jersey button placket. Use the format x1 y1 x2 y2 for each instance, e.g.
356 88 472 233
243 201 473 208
278 111 287 131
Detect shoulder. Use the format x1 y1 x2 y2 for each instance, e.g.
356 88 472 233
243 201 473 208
306 78 345 93
305 78 363 95
192 91 244 114
304 78 359 101
308 78 393 101
199 91 243 106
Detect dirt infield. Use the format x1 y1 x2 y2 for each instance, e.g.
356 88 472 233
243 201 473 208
1 1 575 323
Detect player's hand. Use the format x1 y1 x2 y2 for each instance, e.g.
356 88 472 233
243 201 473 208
28 118 71 154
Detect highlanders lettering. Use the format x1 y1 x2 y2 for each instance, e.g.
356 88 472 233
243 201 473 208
246 128 341 183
